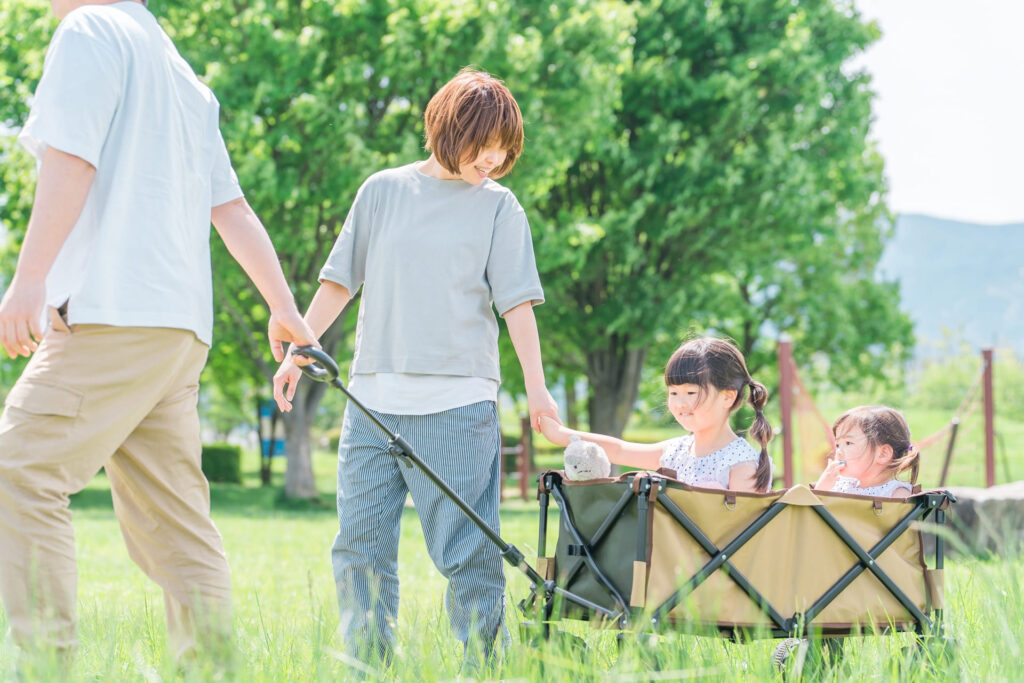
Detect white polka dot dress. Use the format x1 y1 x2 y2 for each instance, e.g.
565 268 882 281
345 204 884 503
831 476 912 497
658 435 766 489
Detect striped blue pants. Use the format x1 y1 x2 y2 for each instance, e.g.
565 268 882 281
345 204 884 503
331 400 506 659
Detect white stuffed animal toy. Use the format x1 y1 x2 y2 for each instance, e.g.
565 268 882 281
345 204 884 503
563 435 611 481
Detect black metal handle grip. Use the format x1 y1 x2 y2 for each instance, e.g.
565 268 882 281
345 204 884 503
291 346 340 383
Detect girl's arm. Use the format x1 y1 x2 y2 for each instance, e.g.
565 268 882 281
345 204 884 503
503 302 559 430
727 462 761 493
272 280 352 411
539 416 666 470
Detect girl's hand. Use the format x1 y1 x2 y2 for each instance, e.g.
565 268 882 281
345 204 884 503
815 457 844 491
273 355 303 412
538 415 569 446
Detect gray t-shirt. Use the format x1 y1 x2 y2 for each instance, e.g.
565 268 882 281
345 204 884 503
319 162 544 382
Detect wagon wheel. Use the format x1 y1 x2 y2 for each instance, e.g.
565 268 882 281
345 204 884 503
772 637 845 679
518 620 590 654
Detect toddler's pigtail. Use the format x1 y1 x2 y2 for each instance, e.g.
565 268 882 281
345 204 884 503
747 379 773 492
897 444 920 485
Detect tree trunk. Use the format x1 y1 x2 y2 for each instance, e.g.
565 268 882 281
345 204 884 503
565 376 580 430
280 378 328 500
281 397 316 500
585 338 648 438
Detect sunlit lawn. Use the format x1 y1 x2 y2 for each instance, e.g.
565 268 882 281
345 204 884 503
1 440 1021 681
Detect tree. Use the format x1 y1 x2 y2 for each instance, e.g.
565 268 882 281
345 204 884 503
532 0 909 436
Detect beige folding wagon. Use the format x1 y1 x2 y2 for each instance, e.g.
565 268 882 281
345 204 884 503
524 470 954 655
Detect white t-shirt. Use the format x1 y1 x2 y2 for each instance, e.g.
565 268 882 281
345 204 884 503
348 373 498 415
18 2 242 345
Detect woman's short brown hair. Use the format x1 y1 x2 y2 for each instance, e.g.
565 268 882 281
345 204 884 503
423 68 524 178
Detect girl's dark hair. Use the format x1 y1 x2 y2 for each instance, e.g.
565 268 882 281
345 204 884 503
423 68 524 178
833 405 918 484
664 337 773 491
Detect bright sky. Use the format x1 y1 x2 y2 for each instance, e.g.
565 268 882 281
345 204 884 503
852 0 1024 225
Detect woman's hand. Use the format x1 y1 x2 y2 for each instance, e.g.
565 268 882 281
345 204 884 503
526 385 560 433
273 354 304 412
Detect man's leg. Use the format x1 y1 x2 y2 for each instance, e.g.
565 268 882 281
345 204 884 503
103 337 231 662
0 323 190 654
399 402 507 660
331 404 408 663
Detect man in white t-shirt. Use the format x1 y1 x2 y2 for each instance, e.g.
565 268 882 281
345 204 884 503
0 0 317 664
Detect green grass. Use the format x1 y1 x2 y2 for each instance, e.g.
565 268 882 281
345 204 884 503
1 447 1021 681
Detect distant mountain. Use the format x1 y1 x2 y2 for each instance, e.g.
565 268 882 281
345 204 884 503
878 214 1024 356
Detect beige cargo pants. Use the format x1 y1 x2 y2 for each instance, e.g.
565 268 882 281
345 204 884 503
0 313 231 659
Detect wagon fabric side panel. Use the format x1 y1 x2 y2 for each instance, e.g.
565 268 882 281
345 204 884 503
645 483 929 630
552 478 640 619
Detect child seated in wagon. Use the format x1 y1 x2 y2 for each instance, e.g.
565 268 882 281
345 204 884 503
815 405 919 498
540 337 774 493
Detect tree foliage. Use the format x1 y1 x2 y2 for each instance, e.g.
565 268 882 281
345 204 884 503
532 0 911 435
0 0 913 493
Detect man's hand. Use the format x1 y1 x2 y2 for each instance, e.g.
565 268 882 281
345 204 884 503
0 278 46 358
0 146 97 359
267 308 318 363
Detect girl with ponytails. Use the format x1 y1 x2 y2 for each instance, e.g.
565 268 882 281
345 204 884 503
540 337 774 492
815 405 919 499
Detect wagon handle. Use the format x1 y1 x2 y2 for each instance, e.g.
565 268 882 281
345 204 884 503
286 346 559 599
291 346 340 383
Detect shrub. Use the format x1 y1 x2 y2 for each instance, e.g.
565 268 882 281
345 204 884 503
201 443 242 484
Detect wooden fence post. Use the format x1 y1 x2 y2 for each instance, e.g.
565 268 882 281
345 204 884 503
778 337 794 488
983 348 995 488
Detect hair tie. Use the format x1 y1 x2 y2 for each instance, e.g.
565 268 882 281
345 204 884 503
907 444 915 454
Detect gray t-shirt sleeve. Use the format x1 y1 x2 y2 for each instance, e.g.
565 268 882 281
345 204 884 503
319 179 375 294
487 193 544 315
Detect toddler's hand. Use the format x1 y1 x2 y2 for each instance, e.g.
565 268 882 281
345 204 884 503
815 456 845 490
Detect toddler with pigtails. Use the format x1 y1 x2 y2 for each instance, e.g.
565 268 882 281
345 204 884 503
541 337 774 493
815 405 919 498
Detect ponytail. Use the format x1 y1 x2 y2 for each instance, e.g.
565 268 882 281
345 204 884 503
747 378 773 492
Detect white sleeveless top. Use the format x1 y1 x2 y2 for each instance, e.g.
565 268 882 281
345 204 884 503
832 476 912 497
659 435 765 489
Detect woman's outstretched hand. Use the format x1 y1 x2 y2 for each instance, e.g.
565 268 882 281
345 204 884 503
526 386 560 433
